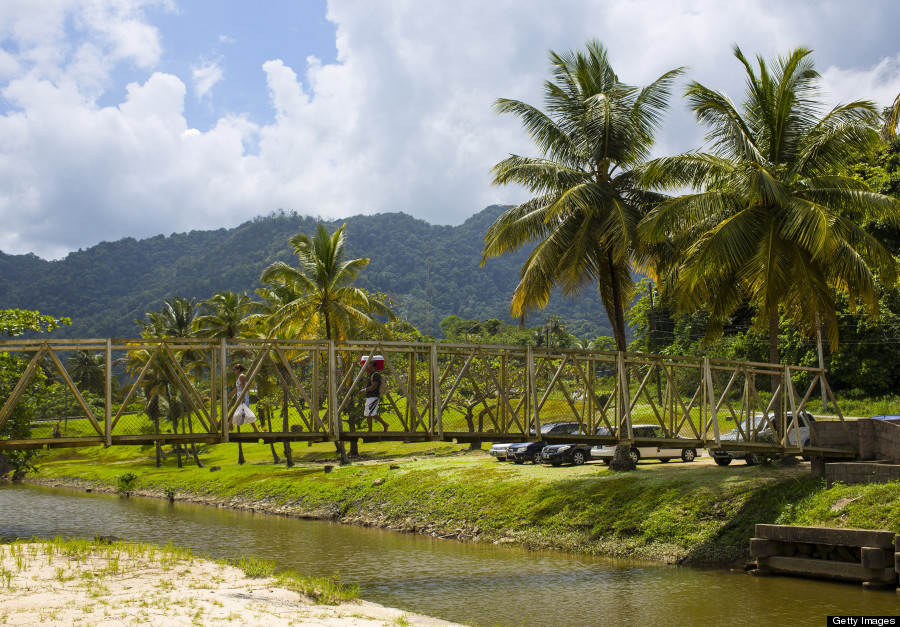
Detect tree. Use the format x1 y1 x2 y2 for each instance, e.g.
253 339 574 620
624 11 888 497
0 310 70 337
194 291 259 340
0 309 69 479
261 223 396 464
67 350 105 397
481 40 683 353
134 297 204 468
640 46 900 374
261 223 395 341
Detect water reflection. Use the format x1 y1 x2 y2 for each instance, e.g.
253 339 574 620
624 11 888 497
0 484 896 626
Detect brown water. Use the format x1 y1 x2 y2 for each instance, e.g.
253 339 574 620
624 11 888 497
0 484 896 626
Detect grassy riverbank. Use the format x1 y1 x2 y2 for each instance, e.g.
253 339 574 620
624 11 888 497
23 440 900 567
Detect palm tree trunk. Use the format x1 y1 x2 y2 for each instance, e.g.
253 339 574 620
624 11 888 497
168 389 183 469
190 443 203 467
183 410 203 468
148 389 162 468
267 409 282 463
326 324 350 465
608 251 633 468
607 251 628 353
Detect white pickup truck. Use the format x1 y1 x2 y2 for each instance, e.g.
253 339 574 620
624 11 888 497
709 411 815 466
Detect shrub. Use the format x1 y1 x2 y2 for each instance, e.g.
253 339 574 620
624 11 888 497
115 472 138 495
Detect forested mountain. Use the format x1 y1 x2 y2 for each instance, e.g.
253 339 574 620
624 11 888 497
0 206 613 340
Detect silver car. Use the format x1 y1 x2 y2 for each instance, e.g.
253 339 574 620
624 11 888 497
709 411 815 466
489 442 516 461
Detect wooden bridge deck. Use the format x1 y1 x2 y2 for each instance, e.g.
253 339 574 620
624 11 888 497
0 338 860 460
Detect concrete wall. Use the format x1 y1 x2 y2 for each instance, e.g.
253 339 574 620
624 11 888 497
826 462 900 487
812 418 900 461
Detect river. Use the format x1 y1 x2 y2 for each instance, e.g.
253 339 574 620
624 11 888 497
0 484 896 626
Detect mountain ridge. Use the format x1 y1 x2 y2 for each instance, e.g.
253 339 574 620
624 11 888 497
1 206 612 340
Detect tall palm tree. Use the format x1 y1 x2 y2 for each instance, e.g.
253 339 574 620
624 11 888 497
261 223 396 464
639 47 900 373
481 40 683 353
135 297 203 468
194 291 259 340
261 223 395 341
251 284 307 466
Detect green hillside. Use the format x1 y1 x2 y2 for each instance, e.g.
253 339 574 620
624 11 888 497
0 206 613 340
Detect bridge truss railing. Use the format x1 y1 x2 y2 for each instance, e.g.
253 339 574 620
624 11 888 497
0 338 851 456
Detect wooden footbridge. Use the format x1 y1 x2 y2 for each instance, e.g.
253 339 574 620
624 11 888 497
0 338 858 459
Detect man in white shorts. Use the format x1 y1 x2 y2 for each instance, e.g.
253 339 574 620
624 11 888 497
362 360 389 431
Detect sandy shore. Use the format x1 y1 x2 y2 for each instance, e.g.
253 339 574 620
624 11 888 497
0 541 463 626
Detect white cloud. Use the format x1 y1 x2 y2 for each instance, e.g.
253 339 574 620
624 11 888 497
191 59 223 101
1 0 900 259
821 54 900 110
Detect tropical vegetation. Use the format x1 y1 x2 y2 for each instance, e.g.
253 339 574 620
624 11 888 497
638 46 900 372
482 40 682 353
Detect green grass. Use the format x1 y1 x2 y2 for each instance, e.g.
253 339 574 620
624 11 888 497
273 571 359 605
234 555 275 578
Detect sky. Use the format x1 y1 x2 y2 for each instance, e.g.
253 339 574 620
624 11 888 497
1 1 900 260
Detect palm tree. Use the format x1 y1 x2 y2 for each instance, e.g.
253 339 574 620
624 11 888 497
252 284 309 467
639 47 900 376
261 223 396 464
135 297 203 468
124 343 169 467
194 291 259 340
67 350 105 397
481 40 683 353
261 223 395 341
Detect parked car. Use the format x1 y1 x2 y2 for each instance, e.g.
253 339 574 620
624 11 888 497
507 422 582 464
590 424 698 464
490 422 580 462
489 442 516 461
709 411 815 466
540 426 611 466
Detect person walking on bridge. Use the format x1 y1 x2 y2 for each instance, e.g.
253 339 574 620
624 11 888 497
231 364 261 433
361 360 388 431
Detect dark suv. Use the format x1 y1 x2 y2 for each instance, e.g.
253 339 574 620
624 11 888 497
540 426 611 466
507 422 582 464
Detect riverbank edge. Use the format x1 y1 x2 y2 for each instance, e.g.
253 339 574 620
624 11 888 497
20 472 748 569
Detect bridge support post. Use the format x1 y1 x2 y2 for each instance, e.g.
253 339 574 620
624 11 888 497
221 339 228 443
328 341 338 441
705 357 718 447
617 351 631 440
105 339 112 447
431 343 442 437
527 346 538 434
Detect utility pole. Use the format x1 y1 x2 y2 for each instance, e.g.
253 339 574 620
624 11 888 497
816 313 829 412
